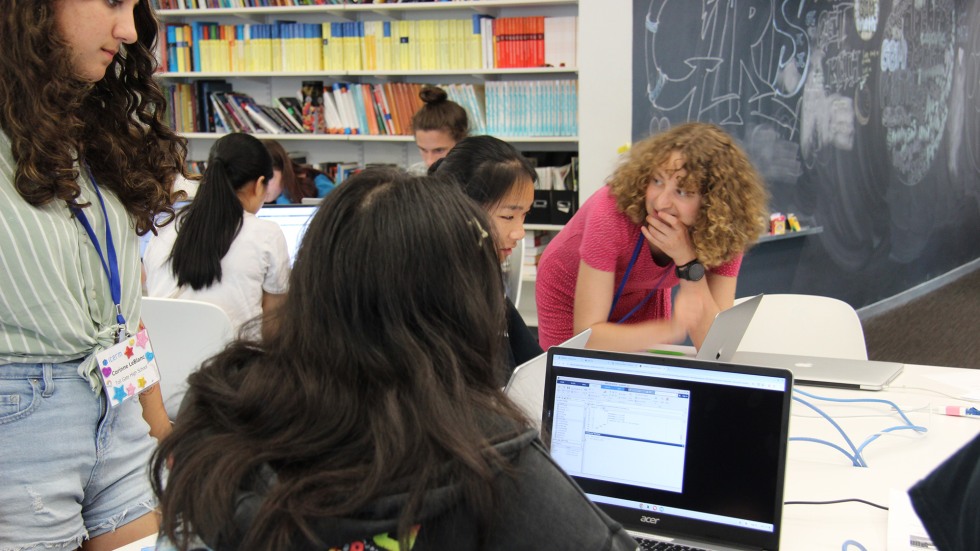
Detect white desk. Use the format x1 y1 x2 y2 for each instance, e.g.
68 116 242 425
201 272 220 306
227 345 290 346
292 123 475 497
118 362 979 551
506 353 980 550
781 363 980 550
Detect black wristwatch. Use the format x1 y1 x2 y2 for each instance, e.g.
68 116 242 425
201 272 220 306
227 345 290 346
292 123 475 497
675 258 705 281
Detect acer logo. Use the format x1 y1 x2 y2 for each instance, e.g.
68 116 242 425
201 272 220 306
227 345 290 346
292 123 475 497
639 516 661 524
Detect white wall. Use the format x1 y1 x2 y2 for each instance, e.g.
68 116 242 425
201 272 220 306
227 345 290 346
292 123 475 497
577 0 633 201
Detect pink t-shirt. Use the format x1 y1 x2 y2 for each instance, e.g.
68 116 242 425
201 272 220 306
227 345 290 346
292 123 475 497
535 186 742 349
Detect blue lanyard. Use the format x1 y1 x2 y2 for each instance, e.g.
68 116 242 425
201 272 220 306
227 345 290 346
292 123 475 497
71 165 127 343
608 233 670 324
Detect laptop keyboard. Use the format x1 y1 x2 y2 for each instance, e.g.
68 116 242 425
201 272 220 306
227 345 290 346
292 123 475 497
636 536 711 551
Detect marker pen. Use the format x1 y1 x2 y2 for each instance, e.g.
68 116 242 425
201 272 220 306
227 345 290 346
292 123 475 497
931 406 980 418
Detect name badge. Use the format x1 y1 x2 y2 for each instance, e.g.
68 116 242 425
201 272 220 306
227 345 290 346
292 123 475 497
95 329 162 408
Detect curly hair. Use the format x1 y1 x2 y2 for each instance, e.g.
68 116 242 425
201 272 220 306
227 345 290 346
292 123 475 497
0 0 187 234
608 122 769 267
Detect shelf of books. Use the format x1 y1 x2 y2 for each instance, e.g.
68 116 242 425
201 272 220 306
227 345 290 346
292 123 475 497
155 0 580 201
153 0 578 16
166 79 577 138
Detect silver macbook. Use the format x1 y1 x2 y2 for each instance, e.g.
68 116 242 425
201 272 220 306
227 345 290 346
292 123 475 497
728 352 904 391
695 295 764 363
543 347 793 550
694 296 903 391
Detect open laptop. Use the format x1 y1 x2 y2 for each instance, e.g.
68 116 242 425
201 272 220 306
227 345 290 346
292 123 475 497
693 295 904 391
504 329 591 425
543 347 792 550
256 204 319 264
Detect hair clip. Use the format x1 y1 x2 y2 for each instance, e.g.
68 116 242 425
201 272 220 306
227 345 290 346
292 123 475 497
469 218 490 247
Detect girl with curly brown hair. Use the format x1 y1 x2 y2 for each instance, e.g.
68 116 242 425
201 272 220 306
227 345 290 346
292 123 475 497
0 1 186 549
536 122 769 352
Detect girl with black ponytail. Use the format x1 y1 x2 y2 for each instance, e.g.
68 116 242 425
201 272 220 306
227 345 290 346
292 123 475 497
143 133 290 338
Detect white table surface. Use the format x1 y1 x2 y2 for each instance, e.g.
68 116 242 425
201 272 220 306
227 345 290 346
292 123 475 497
118 361 980 551
507 350 980 550
780 363 980 550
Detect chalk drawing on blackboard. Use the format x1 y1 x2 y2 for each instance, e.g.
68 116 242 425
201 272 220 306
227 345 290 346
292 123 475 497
800 50 854 161
953 2 980 183
854 0 879 41
643 0 809 133
800 4 877 167
642 0 810 186
879 0 955 187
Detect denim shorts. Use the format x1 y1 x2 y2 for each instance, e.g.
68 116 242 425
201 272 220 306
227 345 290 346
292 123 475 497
0 362 158 551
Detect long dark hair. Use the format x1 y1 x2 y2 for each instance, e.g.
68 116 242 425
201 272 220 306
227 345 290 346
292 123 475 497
263 139 329 203
430 135 537 208
152 168 530 550
410 85 469 140
0 0 187 234
170 133 273 290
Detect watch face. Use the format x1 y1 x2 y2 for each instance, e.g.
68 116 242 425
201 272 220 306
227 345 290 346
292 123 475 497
688 262 706 281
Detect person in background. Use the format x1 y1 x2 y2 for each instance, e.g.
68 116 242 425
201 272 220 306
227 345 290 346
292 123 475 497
409 85 469 174
430 135 542 380
143 133 290 338
535 122 769 352
262 139 335 204
0 0 186 549
150 168 638 551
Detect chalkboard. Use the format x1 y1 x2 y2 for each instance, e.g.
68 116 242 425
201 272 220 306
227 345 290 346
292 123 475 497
632 0 980 307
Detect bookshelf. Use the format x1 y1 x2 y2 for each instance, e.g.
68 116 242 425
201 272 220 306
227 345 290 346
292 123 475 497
154 0 577 18
154 0 588 329
153 0 580 167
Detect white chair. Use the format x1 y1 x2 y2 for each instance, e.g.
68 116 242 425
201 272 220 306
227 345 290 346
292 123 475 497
503 237 525 307
140 297 235 419
733 294 868 360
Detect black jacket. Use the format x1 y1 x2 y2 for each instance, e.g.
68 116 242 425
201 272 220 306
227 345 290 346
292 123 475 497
220 428 639 551
504 297 543 379
909 432 980 551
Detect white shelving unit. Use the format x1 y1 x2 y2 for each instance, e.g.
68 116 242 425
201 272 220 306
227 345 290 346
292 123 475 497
155 0 581 167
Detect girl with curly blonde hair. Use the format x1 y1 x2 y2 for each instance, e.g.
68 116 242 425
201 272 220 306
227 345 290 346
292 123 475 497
1 1 186 549
536 122 768 352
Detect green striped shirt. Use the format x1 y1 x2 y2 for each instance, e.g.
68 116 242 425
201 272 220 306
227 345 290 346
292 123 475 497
0 130 142 389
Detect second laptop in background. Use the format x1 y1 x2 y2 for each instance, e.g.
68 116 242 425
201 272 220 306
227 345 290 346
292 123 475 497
694 295 903 391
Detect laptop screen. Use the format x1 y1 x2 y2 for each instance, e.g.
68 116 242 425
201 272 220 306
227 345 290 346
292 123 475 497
256 205 318 264
543 348 792 550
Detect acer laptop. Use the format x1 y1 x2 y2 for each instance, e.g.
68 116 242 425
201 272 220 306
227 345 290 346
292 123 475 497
255 204 318 265
504 329 591 425
693 295 904 391
543 347 792 550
